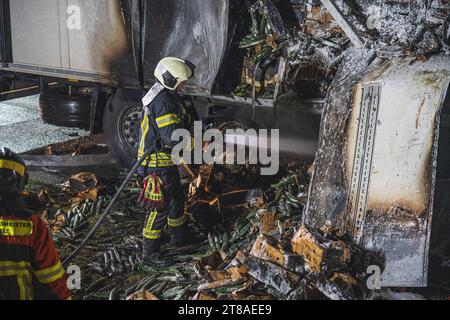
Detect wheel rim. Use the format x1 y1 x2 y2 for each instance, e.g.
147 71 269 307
118 106 142 153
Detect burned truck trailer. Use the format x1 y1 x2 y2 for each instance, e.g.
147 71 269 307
0 0 323 167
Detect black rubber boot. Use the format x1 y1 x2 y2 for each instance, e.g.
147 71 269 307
142 252 174 268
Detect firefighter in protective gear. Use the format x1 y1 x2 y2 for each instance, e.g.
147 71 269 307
138 57 196 267
0 148 72 300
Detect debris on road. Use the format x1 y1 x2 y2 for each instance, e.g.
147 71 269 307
27 162 387 300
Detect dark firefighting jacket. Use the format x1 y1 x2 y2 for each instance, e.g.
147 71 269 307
138 89 195 168
0 195 71 300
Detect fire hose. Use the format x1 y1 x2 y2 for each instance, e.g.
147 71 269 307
62 150 152 266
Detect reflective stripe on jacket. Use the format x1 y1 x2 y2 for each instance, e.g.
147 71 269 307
0 199 71 300
138 89 195 168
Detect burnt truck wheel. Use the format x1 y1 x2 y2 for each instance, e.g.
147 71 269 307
103 90 142 168
39 87 91 129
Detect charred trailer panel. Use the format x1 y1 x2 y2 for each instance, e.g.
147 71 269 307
5 0 139 86
305 54 450 287
345 56 450 287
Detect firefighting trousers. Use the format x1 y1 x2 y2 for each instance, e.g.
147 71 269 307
138 166 186 253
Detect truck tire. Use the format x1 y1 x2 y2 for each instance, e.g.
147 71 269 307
103 89 143 168
39 87 91 129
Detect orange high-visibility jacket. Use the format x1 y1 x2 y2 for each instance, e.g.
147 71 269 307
0 197 72 300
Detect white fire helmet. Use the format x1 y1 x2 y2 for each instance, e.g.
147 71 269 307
154 57 194 91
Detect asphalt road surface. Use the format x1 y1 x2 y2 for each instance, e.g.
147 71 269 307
0 95 89 154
